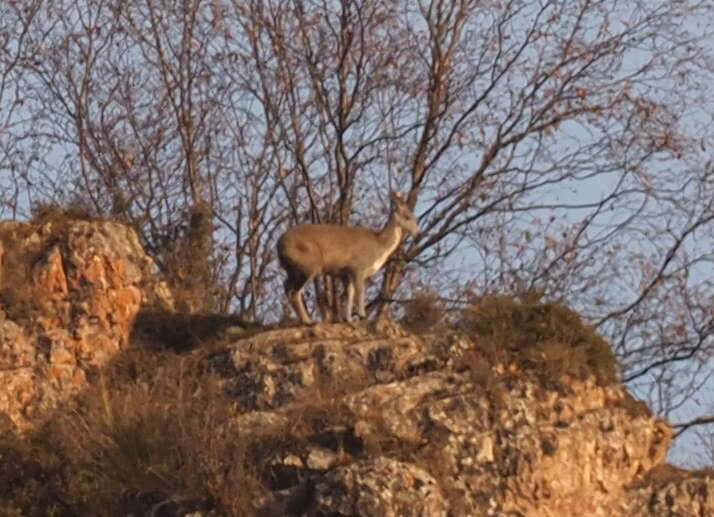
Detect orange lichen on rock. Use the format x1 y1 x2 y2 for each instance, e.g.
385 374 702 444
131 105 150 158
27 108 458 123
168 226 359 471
0 219 173 432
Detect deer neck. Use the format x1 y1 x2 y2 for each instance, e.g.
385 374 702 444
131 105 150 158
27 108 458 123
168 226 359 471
362 215 403 277
377 215 404 245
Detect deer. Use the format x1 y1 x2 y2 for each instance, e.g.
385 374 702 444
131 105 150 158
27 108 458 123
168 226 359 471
277 192 419 325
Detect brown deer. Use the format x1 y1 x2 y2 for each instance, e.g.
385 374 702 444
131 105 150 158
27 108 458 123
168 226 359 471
277 192 419 324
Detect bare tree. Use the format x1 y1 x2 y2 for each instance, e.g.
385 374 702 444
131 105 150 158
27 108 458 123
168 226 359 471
0 0 47 218
12 0 247 310
3 0 714 459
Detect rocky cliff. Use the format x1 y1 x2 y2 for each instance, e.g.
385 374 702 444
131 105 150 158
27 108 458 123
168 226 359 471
0 218 712 516
221 324 712 517
0 217 173 431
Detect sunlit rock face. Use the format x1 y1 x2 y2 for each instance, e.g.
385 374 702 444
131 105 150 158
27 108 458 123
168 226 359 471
0 218 172 431
220 323 712 516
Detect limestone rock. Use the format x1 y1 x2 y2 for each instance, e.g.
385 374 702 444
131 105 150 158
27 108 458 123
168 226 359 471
310 457 448 517
212 325 714 516
0 218 172 431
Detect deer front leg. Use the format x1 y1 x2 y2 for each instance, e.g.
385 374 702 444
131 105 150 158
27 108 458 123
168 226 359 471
344 278 355 322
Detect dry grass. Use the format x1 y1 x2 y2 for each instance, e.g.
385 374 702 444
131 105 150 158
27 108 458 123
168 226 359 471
0 342 270 516
48 352 253 515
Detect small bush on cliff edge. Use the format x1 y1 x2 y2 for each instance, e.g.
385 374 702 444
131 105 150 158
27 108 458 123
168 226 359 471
399 289 448 333
459 293 618 384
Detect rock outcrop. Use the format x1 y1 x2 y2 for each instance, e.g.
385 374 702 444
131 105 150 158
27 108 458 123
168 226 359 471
213 324 714 517
0 218 172 431
1 218 713 516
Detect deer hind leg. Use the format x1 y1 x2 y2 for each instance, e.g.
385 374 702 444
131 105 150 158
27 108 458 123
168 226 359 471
285 270 313 325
